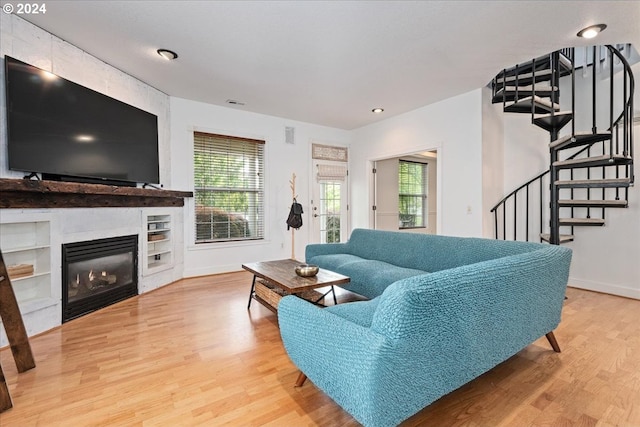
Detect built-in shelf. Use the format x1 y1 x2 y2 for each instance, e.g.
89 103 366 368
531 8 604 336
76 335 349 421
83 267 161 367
0 219 53 312
0 178 192 209
143 214 174 275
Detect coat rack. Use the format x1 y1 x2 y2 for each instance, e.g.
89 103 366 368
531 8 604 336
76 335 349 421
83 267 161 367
289 173 297 260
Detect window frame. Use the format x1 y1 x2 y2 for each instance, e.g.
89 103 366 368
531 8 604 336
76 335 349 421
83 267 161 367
193 131 265 244
398 159 428 230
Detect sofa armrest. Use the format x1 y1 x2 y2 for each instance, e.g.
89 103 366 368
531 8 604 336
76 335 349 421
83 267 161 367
372 245 572 363
277 296 389 402
305 242 348 261
278 296 387 369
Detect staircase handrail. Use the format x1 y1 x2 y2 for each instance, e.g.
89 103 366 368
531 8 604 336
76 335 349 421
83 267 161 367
605 45 635 134
490 142 599 213
490 170 548 213
605 45 634 186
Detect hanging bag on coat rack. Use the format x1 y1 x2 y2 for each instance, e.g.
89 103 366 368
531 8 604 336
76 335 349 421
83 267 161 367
286 198 303 230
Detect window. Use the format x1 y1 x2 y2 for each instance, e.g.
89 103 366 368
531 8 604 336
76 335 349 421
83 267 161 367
319 181 342 243
193 132 264 243
398 160 427 229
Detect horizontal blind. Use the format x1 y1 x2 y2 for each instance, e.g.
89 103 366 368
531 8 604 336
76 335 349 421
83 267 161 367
193 132 265 243
398 160 427 229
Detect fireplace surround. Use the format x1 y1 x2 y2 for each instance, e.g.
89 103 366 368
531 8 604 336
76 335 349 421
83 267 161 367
62 235 138 322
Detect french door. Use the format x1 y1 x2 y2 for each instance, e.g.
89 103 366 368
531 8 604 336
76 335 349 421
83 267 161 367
311 162 349 244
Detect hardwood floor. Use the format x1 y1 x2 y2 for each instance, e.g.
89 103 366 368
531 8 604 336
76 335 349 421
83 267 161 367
1 272 639 426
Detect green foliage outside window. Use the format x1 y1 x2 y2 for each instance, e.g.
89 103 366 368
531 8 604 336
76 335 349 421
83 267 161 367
325 215 341 243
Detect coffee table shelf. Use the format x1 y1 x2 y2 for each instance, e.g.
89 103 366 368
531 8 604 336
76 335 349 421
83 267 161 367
243 259 350 312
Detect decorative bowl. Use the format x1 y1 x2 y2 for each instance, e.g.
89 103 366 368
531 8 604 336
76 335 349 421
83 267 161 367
295 264 319 277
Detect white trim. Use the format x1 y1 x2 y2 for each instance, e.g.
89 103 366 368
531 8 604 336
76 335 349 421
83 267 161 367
569 278 640 300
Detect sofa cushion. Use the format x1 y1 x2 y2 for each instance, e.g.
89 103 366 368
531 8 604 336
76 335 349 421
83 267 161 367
344 228 545 273
325 297 380 328
307 253 365 271
310 254 427 298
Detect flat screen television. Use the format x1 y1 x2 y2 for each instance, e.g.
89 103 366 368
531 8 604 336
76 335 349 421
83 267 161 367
4 56 160 186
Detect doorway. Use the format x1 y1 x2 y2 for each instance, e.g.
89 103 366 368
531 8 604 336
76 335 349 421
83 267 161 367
311 160 349 243
373 150 438 234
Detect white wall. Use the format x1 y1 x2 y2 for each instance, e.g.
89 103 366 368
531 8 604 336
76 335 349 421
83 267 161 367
0 14 172 185
0 14 182 339
351 89 485 238
481 85 506 237
169 97 351 277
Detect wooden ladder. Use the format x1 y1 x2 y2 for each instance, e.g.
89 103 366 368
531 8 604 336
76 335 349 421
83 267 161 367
0 248 36 412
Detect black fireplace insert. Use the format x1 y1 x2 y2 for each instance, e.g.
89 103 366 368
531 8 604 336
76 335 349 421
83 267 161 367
62 235 138 322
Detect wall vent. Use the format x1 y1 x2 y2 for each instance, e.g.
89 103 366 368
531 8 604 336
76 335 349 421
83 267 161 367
285 126 295 144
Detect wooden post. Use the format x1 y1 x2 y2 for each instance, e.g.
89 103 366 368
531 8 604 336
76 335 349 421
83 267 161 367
0 249 37 412
0 361 11 412
289 173 297 260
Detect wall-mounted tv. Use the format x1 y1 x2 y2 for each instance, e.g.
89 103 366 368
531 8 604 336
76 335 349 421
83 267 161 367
4 56 160 186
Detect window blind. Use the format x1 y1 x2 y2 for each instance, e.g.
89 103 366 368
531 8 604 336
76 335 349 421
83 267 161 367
316 164 348 181
193 132 265 243
398 160 427 229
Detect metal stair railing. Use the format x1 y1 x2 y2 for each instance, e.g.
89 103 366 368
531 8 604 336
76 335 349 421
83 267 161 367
491 44 635 243
491 142 601 241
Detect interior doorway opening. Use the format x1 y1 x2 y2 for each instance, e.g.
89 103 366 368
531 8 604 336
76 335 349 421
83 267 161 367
372 149 438 234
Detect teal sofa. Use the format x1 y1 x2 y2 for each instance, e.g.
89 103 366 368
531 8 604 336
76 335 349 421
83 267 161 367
278 229 572 427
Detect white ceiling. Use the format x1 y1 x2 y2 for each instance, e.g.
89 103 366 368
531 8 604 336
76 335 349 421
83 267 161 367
18 1 640 130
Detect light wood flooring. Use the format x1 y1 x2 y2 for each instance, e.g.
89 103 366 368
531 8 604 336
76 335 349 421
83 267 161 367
1 271 639 426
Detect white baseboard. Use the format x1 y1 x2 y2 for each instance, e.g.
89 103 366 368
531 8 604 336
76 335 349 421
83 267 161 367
184 263 244 279
569 277 640 300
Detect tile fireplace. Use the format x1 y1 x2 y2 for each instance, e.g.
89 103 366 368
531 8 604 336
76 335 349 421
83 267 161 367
62 235 138 322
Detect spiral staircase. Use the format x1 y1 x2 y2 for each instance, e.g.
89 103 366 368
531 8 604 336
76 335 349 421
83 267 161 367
490 44 636 245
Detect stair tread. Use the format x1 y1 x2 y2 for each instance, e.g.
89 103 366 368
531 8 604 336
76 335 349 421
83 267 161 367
505 96 560 113
493 86 557 103
549 132 612 149
500 85 555 92
534 110 574 119
497 53 572 80
533 111 574 132
540 233 574 243
559 218 606 225
558 199 628 207
553 154 632 168
555 178 631 188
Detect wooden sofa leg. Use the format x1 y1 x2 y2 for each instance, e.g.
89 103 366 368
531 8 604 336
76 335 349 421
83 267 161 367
545 331 561 353
294 372 308 387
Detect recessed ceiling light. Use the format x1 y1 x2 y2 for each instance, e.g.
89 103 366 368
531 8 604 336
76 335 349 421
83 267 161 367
577 24 607 39
372 108 384 114
157 49 178 60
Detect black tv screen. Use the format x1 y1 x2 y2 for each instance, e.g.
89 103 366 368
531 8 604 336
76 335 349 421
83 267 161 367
5 56 160 185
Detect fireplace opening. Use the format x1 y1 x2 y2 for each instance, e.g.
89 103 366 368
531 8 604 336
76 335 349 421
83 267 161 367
63 235 138 322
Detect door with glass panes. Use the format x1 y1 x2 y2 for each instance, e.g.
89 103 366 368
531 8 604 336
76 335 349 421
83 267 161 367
311 161 349 244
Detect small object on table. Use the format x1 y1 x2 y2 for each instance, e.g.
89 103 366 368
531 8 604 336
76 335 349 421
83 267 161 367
295 264 319 277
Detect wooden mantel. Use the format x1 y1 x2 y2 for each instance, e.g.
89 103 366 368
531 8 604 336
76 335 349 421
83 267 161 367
0 178 193 209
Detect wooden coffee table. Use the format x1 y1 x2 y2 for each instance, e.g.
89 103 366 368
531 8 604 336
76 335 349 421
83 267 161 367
243 259 350 312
